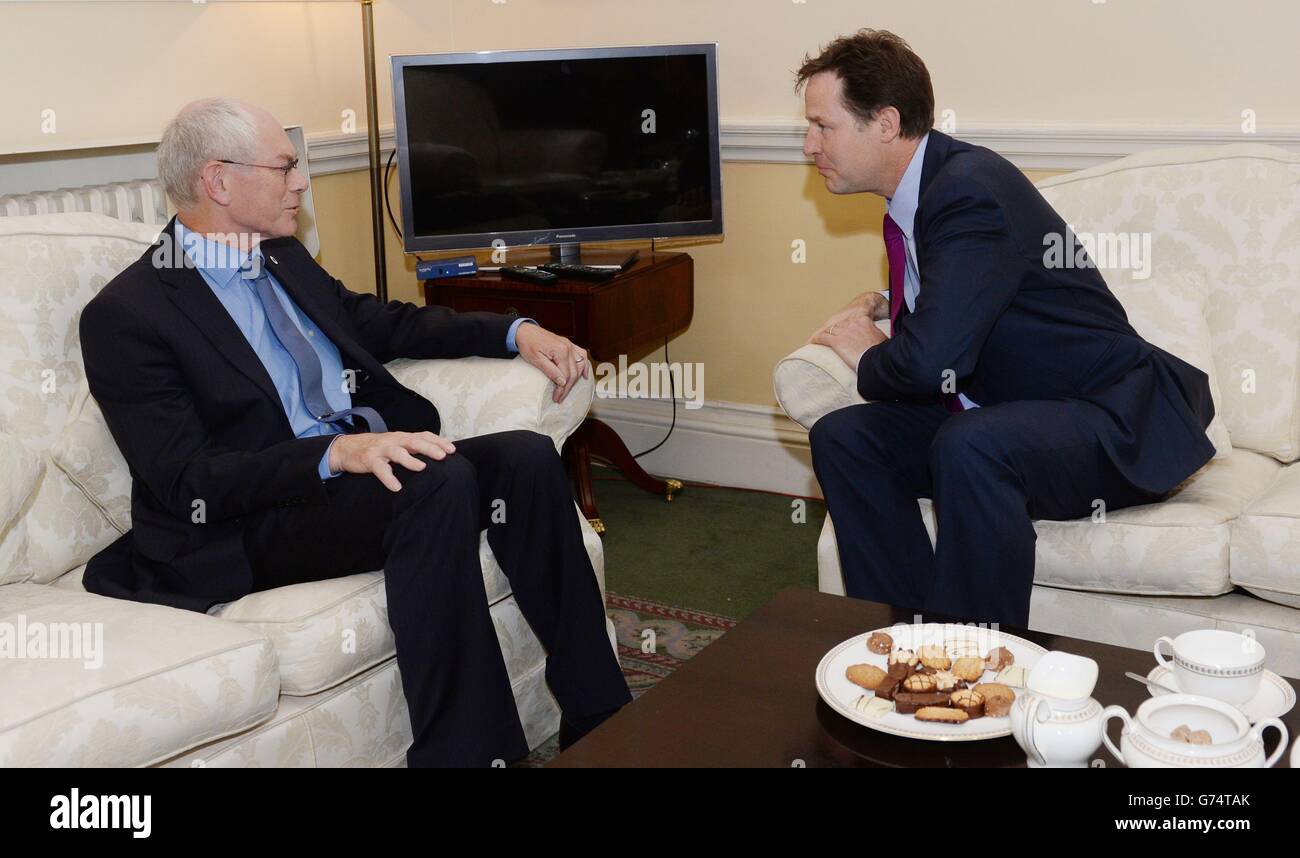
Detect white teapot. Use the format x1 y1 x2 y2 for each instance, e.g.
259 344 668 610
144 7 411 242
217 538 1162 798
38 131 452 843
1102 693 1288 768
1010 651 1123 767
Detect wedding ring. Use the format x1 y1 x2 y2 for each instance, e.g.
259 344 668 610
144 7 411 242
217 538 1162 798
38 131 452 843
575 355 585 363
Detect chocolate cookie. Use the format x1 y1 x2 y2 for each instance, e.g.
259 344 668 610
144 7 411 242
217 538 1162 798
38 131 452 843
950 689 986 718
973 682 1015 717
894 690 953 714
867 632 894 655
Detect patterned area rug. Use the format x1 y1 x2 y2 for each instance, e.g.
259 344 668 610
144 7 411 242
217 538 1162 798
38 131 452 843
516 592 737 766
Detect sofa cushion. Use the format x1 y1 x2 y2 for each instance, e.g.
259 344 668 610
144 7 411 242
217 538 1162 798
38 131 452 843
1026 449 1280 596
0 214 157 586
1037 146 1300 462
819 449 1280 599
207 572 394 698
0 461 121 587
0 582 279 766
49 379 132 532
203 506 604 696
0 433 43 535
1103 271 1231 458
1231 461 1300 609
0 213 159 451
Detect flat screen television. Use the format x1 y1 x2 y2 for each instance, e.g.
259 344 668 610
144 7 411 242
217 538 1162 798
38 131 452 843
390 43 723 259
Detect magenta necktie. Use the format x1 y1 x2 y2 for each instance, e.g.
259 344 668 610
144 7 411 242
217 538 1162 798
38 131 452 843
883 212 963 413
883 213 907 327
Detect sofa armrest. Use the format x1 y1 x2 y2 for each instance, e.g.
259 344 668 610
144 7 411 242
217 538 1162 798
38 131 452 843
772 320 889 430
386 356 593 450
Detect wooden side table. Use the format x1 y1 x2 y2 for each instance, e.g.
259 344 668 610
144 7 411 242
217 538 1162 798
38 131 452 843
422 250 694 533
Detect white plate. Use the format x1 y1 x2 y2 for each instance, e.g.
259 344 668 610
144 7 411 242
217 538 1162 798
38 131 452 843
1146 664 1296 723
816 623 1047 742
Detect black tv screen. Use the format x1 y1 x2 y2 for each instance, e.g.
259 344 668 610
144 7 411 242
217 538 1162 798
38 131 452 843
391 44 723 254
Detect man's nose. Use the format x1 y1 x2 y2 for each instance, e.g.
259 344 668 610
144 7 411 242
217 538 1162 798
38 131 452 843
802 128 817 157
289 166 309 193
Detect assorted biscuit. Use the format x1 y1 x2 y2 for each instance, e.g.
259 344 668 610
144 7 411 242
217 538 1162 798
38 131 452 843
843 634 1021 727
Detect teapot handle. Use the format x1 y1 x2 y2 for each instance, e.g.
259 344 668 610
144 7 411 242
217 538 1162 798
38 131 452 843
1252 718 1289 768
1100 705 1131 766
1017 691 1052 767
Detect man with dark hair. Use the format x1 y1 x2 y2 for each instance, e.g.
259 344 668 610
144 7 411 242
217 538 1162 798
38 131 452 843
796 30 1216 627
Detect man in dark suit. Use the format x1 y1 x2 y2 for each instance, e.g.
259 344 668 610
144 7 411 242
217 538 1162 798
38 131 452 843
79 98 630 766
798 31 1216 627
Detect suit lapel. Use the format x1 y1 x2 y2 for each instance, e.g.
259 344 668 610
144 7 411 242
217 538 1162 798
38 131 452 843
258 248 388 382
157 218 286 413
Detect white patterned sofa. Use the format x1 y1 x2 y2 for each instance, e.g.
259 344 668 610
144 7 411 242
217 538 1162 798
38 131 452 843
775 144 1300 678
0 212 611 766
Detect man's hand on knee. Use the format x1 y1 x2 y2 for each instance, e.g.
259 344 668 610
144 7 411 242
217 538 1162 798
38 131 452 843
329 431 457 492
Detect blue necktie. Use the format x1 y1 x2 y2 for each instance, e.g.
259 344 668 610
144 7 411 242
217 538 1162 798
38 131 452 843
245 267 388 435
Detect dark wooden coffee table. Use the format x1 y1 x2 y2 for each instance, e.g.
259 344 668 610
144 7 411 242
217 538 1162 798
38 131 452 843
548 588 1298 767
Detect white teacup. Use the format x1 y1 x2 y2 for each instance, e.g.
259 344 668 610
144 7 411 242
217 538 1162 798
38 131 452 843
1153 630 1265 704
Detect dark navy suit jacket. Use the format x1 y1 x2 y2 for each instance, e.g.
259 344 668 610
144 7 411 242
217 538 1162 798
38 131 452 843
80 217 515 612
857 130 1215 495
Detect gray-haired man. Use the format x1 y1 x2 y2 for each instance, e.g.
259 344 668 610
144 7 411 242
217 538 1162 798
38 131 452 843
80 98 630 766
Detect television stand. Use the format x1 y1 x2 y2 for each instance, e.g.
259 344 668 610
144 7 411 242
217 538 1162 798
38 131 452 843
422 249 694 533
547 242 641 267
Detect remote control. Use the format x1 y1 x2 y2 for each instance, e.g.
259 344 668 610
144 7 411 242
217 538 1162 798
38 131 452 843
499 266 559 285
538 263 618 282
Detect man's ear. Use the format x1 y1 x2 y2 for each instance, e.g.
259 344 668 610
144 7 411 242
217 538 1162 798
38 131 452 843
198 161 233 207
876 106 902 144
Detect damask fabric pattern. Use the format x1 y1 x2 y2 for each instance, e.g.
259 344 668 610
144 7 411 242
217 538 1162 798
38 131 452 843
0 215 159 587
0 432 44 536
0 211 607 765
205 510 605 697
1036 145 1300 462
1231 461 1300 609
387 355 594 450
161 597 586 767
0 583 279 767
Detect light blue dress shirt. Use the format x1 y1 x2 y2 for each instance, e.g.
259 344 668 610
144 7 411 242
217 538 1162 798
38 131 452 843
881 133 979 409
176 220 531 480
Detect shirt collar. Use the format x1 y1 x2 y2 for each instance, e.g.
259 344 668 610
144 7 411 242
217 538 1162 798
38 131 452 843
884 131 930 241
175 218 264 288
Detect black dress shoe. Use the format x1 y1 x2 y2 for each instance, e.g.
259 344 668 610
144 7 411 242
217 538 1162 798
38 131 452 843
558 706 621 751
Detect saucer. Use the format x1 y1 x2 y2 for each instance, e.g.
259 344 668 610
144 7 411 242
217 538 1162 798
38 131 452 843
1147 664 1296 723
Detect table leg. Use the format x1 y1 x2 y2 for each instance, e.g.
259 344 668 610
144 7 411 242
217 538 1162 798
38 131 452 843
562 417 683 535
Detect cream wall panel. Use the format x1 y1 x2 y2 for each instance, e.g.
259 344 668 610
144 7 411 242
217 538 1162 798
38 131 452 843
5 0 1299 155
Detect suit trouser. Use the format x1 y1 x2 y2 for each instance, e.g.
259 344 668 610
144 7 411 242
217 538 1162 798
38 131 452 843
809 399 1167 628
240 429 631 767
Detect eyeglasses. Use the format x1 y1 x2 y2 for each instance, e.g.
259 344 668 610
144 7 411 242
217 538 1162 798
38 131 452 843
216 157 300 179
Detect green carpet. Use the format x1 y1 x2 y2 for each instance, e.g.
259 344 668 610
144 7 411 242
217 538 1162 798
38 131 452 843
519 475 826 765
592 472 826 619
